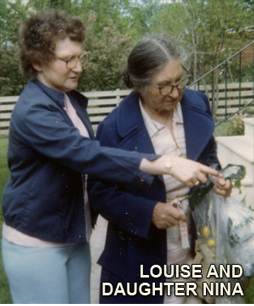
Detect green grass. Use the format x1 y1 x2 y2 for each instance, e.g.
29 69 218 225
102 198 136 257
0 136 254 303
0 137 12 303
214 115 245 137
245 278 254 303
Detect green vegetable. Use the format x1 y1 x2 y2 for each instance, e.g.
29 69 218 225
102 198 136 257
189 164 246 211
189 180 214 211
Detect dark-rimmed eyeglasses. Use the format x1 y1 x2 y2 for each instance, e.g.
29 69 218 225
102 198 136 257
149 65 192 96
56 51 90 69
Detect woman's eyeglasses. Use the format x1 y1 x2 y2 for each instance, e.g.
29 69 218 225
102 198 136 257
149 66 192 96
56 51 90 69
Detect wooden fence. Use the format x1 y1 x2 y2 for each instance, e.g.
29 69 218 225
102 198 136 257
0 82 253 136
189 81 254 119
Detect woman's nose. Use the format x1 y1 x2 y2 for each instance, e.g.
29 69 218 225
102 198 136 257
169 85 181 99
72 61 82 73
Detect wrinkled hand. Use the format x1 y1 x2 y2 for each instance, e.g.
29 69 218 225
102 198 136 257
152 202 187 230
214 177 232 198
169 156 222 188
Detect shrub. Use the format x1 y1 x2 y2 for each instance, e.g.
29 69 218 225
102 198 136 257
214 113 245 137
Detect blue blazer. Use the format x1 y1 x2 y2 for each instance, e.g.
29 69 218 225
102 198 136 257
2 80 158 244
88 88 220 303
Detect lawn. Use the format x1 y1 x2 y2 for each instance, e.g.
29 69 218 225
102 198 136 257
0 136 254 303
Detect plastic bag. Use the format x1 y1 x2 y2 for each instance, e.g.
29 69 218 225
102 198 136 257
219 196 254 278
191 189 217 260
189 164 250 303
189 164 247 266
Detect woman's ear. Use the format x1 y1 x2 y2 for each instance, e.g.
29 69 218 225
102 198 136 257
138 86 147 100
32 62 43 72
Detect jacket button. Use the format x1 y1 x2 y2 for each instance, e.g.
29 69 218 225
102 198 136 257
140 176 145 183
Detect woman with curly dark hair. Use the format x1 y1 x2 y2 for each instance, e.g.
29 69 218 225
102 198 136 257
1 9 221 304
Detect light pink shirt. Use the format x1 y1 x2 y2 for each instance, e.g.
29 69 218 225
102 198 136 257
139 100 192 304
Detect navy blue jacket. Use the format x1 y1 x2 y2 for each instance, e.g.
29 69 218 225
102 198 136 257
88 89 220 303
2 80 158 244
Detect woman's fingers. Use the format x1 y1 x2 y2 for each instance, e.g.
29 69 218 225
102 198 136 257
200 164 222 177
169 156 222 187
140 154 223 188
152 202 186 230
214 178 232 198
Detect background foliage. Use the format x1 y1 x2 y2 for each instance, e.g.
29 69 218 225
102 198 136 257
0 0 253 95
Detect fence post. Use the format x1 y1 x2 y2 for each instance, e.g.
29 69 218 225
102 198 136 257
116 88 120 107
239 52 242 108
225 61 228 118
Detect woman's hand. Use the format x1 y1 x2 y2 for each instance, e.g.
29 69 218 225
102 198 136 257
152 202 186 230
214 177 232 198
140 155 222 188
168 155 222 188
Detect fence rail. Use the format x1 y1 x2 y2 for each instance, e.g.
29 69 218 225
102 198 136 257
188 81 254 117
0 82 253 135
189 41 254 125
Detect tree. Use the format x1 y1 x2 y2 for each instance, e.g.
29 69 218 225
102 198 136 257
153 0 253 79
119 0 162 40
28 0 72 11
80 14 133 91
0 0 253 95
151 0 253 119
239 0 254 11
0 0 28 95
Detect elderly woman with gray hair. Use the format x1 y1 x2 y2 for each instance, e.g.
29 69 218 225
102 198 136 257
89 36 231 304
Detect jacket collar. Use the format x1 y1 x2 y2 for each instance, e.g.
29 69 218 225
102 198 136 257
116 91 155 154
180 89 215 160
116 89 215 160
31 79 89 108
31 79 94 138
32 79 66 107
117 91 142 137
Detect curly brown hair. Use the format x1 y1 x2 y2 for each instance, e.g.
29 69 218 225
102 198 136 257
19 9 86 79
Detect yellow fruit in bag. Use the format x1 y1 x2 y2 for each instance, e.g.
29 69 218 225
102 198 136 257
207 239 216 247
202 226 210 237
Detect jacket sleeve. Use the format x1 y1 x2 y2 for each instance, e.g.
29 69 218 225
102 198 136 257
89 180 157 239
196 91 221 170
88 119 158 240
11 98 159 186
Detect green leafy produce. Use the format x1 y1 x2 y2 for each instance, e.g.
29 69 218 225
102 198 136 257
189 164 246 211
